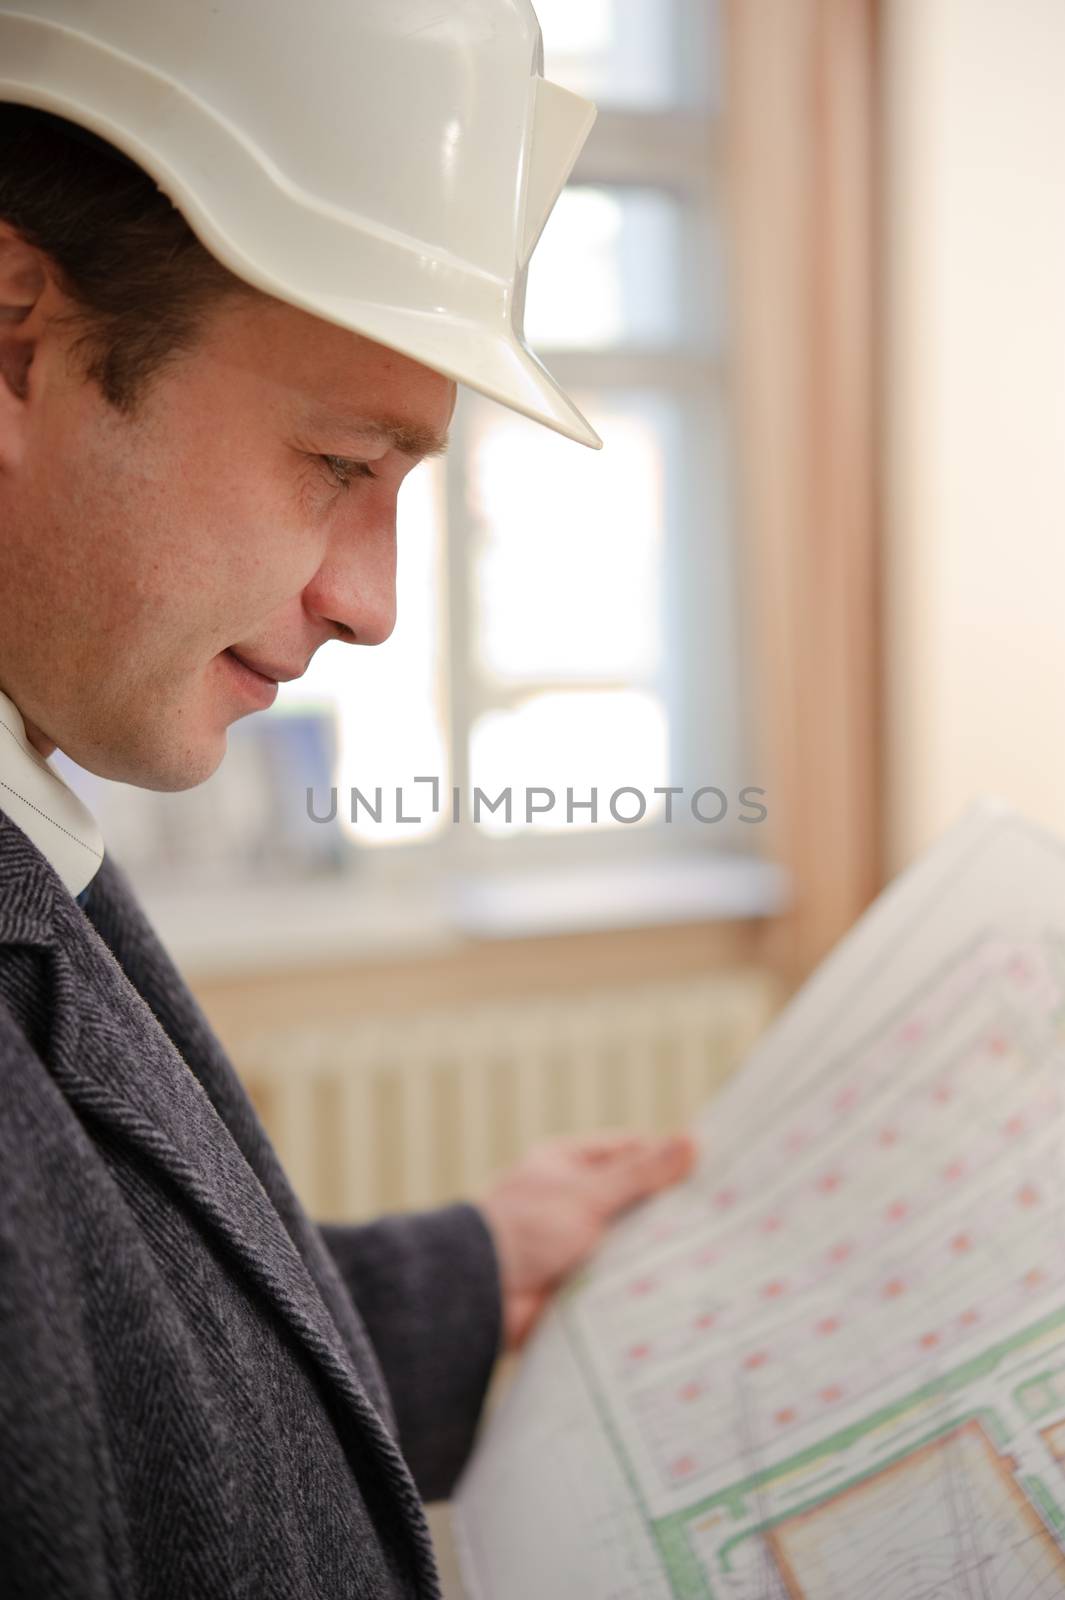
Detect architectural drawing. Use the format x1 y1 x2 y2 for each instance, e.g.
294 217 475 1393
454 808 1065 1598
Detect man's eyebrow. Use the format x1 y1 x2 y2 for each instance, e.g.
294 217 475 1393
307 407 449 459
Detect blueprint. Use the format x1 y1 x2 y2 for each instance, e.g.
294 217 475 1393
452 803 1065 1598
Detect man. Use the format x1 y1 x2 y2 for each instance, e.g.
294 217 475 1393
0 4 696 1596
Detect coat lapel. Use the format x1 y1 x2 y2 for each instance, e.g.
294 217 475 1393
0 812 437 1588
77 845 403 1425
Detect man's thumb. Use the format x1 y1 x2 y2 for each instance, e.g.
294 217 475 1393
607 1133 697 1211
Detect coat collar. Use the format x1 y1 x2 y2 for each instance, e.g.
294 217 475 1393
0 810 437 1591
0 687 104 897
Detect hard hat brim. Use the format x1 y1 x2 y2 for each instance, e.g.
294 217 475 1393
225 277 606 453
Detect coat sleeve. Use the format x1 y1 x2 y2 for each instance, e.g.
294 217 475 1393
318 1201 503 1502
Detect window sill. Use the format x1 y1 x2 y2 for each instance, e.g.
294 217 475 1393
132 849 789 982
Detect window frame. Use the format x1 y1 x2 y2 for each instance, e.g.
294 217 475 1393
405 17 755 879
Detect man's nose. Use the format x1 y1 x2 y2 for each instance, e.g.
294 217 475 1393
303 502 398 647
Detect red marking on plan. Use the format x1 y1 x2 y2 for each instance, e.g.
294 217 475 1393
886 1200 909 1222
1004 1115 1026 1137
775 1408 797 1426
950 1233 972 1254
760 1215 783 1234
670 1455 696 1479
901 1020 925 1044
820 1385 843 1404
919 1331 940 1349
628 1278 656 1298
883 1277 907 1299
943 1160 966 1182
932 1084 953 1104
816 1316 841 1336
679 1381 703 1403
829 1240 853 1264
743 1350 769 1371
761 1280 787 1300
988 1034 1008 1056
816 1172 843 1194
877 1127 899 1147
1017 1185 1041 1208
695 1311 717 1331
959 1308 980 1327
1024 1268 1046 1289
714 1188 737 1210
628 1343 651 1361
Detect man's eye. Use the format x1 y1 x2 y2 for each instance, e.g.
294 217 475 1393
321 454 376 489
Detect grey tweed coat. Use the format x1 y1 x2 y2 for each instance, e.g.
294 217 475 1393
0 808 502 1598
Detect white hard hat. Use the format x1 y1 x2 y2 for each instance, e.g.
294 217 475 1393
0 1 602 448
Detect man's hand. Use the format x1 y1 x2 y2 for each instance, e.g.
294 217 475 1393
477 1130 698 1350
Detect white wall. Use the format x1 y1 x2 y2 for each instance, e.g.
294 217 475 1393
884 0 1065 868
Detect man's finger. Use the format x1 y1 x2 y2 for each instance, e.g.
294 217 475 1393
597 1133 698 1213
568 1131 644 1166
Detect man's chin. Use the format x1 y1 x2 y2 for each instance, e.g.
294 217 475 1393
134 741 228 794
62 721 229 794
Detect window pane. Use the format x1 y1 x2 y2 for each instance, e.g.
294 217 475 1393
469 689 669 835
524 186 683 350
276 460 448 847
536 0 678 109
467 391 673 685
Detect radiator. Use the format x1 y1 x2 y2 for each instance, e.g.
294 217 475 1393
236 971 779 1221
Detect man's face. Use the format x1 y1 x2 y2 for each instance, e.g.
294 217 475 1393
0 272 454 788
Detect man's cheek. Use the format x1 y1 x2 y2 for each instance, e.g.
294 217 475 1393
243 523 331 609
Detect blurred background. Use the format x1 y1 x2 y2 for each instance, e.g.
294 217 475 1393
56 0 1065 1239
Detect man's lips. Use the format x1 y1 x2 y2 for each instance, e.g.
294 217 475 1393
225 648 306 684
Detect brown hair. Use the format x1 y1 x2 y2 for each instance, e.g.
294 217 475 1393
0 103 258 413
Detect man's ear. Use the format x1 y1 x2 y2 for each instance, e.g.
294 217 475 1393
0 222 49 465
